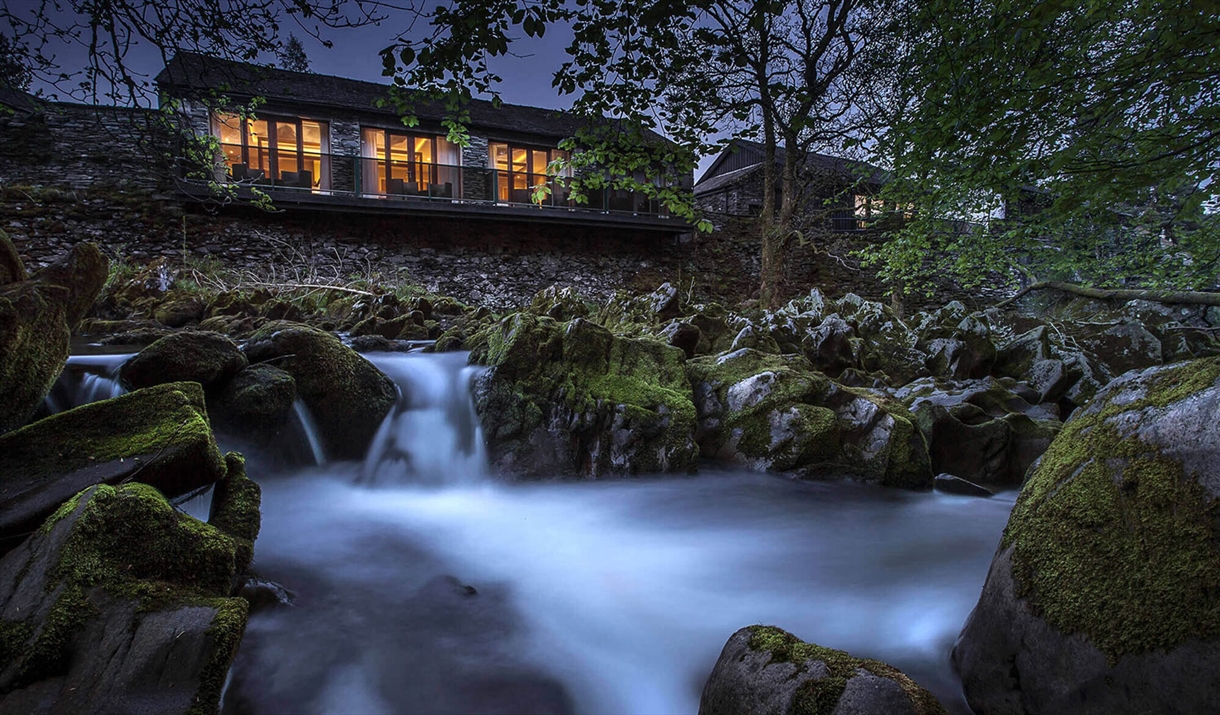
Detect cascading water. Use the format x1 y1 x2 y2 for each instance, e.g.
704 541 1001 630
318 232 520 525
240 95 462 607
44 353 130 413
290 400 329 467
360 351 489 486
221 350 1015 715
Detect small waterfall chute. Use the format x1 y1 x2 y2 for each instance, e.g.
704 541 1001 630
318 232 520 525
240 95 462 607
45 353 132 414
290 399 329 467
360 352 488 486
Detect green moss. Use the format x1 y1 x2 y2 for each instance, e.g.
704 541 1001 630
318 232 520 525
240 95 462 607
5 482 249 693
188 596 249 715
0 381 223 485
470 313 699 474
1003 358 1220 662
208 452 261 572
0 618 35 671
0 279 71 434
10 584 97 687
747 625 945 715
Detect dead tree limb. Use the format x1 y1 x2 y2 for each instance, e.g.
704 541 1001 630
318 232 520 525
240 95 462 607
996 281 1220 309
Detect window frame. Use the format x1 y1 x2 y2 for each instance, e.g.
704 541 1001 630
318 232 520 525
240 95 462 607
212 112 329 190
489 142 571 204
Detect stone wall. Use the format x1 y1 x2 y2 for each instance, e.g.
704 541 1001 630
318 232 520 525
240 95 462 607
0 102 171 192
0 187 994 313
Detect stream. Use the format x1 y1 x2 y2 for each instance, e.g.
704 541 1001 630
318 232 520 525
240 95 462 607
57 350 1014 715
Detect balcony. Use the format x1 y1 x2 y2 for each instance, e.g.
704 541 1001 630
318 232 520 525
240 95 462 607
178 148 688 232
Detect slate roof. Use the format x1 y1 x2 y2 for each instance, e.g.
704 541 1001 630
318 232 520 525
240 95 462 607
0 87 45 114
157 52 610 141
692 163 763 195
696 138 887 188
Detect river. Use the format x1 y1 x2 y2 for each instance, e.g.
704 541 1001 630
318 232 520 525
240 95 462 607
58 350 1013 715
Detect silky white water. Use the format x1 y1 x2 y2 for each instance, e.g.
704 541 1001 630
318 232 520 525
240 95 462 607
51 349 1011 714
219 352 1013 715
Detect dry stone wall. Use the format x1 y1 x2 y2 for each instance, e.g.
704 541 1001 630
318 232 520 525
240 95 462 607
0 187 986 312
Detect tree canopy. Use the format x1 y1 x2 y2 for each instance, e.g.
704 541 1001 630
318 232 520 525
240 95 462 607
865 0 1220 295
278 33 311 73
382 0 896 305
0 1 375 104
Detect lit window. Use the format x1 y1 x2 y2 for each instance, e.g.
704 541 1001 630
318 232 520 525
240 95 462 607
212 112 329 191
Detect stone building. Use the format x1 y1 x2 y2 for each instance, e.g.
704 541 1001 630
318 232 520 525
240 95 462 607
155 53 690 237
694 139 886 232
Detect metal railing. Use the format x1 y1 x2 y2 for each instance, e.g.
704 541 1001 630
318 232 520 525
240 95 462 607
192 149 670 217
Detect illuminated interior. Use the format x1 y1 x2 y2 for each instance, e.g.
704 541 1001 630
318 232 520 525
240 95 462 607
212 112 329 190
360 128 458 196
490 143 571 204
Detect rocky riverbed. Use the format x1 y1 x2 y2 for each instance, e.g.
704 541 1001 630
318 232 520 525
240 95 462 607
2 227 1220 714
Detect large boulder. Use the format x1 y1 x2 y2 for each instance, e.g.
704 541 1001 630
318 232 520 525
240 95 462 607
688 349 933 488
0 242 108 434
0 229 25 286
469 313 698 478
953 357 1220 714
244 322 397 460
700 626 946 715
119 331 247 392
896 377 1061 487
0 479 254 715
0 281 70 435
28 243 107 329
0 382 227 550
213 364 297 438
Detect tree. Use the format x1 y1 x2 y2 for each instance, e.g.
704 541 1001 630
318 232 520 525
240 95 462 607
382 0 897 307
864 0 1220 296
278 34 311 72
0 33 31 91
0 1 375 105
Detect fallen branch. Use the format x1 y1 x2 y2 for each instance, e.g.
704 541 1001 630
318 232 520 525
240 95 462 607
996 281 1220 309
246 282 374 297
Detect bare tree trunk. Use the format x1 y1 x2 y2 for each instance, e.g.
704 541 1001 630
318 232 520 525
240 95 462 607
758 116 784 309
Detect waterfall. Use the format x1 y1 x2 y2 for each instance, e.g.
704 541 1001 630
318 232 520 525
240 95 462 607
45 354 131 414
360 352 488 486
290 399 328 466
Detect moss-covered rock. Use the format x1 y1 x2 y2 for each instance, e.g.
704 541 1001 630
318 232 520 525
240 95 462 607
244 322 396 459
0 481 251 714
0 382 227 551
700 626 946 715
0 280 70 435
119 331 247 392
528 285 591 322
29 242 107 329
896 377 1062 486
469 313 698 478
0 242 108 435
687 349 933 488
213 364 297 438
207 452 261 574
954 357 1220 714
0 229 25 286
155 295 206 328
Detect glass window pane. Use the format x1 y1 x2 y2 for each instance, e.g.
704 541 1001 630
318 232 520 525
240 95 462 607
437 136 460 166
216 113 242 147
511 148 528 173
532 150 548 176
491 143 509 171
302 121 324 154
388 133 409 181
276 121 299 151
414 137 433 164
247 120 269 152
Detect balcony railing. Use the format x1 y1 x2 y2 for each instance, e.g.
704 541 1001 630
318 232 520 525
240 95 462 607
190 148 671 217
